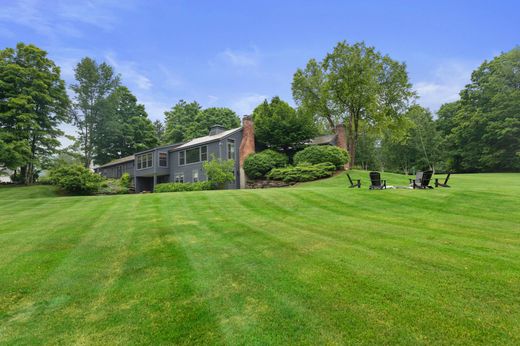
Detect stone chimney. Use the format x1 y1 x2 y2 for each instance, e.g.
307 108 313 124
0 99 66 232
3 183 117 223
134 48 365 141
239 116 255 188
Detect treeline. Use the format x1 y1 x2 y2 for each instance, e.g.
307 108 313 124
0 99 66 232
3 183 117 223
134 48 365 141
1 42 518 184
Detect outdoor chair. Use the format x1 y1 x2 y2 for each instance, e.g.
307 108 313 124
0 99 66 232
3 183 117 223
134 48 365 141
347 173 361 188
369 171 386 190
411 170 433 189
409 171 423 187
435 173 451 188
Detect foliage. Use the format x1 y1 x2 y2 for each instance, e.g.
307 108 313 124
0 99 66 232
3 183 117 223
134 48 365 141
49 164 104 195
202 155 236 189
164 101 240 143
98 179 129 195
71 57 120 167
252 97 316 151
94 86 159 165
243 149 289 179
293 145 349 169
437 47 520 172
292 41 415 166
379 105 441 174
0 43 70 183
267 162 336 182
120 173 131 188
155 181 213 193
153 119 166 144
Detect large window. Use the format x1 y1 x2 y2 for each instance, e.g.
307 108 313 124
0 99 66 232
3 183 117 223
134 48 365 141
137 152 153 170
227 139 235 160
178 146 208 166
159 152 168 167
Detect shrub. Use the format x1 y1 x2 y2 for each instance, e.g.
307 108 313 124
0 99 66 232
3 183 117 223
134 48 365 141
98 179 129 195
243 149 288 179
155 181 213 193
293 145 349 169
49 165 104 195
120 173 131 188
203 155 236 189
267 162 336 182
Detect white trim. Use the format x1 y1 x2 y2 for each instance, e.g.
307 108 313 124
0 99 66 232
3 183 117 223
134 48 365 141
178 145 208 166
158 152 168 168
136 152 154 170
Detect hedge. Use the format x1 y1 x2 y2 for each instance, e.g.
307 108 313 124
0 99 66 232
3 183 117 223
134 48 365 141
293 145 349 169
155 181 213 193
243 149 288 179
267 162 336 182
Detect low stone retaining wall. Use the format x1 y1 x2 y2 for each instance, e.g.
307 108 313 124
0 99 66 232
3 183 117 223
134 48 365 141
246 180 296 189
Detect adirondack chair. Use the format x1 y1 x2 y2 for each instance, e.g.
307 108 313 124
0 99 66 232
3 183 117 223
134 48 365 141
412 170 433 189
409 171 423 187
347 173 361 188
369 171 386 190
435 173 451 188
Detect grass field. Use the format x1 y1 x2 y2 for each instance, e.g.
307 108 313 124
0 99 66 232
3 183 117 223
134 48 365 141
1 171 519 345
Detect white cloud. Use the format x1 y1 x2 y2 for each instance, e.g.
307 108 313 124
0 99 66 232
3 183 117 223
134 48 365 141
216 47 260 67
105 52 152 90
207 95 219 104
414 61 477 113
157 64 183 88
230 94 268 115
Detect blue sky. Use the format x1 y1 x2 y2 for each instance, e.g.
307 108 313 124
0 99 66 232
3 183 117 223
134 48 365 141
1 0 518 125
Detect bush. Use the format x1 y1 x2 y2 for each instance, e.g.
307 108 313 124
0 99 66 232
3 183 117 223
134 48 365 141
155 181 213 193
293 145 349 169
98 179 129 195
203 155 236 189
267 162 336 182
243 149 288 179
120 173 131 188
49 165 104 195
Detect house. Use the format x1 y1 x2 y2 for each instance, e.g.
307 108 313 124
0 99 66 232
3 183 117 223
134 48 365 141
95 117 255 192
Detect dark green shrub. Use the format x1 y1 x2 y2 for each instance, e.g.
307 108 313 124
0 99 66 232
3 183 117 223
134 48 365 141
155 181 213 193
267 162 336 182
293 145 349 169
119 173 131 188
49 165 104 195
243 149 288 179
99 179 129 195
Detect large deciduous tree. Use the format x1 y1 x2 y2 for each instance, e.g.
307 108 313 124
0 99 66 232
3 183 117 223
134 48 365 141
292 41 414 167
252 96 317 152
71 57 120 167
0 43 70 183
437 47 520 172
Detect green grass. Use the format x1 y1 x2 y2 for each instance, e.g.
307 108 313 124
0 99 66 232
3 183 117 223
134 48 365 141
1 171 519 345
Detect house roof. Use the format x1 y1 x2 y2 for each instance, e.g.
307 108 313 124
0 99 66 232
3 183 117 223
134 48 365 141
173 127 242 150
308 134 337 145
134 142 184 155
95 155 135 169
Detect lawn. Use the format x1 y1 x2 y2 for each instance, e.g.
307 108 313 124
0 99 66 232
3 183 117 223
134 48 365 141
0 171 519 345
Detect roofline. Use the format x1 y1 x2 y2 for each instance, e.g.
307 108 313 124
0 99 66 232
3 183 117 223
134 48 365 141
169 127 242 152
95 156 135 169
134 142 184 155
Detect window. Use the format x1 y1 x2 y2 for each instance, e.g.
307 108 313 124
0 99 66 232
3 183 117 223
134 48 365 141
192 170 199 182
136 152 153 169
159 152 168 167
227 139 235 160
175 173 184 183
186 148 200 164
178 146 208 165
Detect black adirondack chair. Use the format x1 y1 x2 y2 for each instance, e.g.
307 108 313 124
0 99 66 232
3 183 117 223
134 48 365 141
347 173 361 188
409 171 423 187
435 173 451 188
369 171 386 190
412 170 433 189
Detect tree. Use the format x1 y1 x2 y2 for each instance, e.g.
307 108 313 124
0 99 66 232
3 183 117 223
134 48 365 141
94 86 158 164
0 43 70 184
252 97 316 152
189 107 240 139
71 57 120 167
292 41 415 167
153 119 165 144
438 47 520 172
164 100 201 143
202 155 235 189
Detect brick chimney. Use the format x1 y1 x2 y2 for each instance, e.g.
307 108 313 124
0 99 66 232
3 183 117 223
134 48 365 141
335 123 348 169
239 116 255 188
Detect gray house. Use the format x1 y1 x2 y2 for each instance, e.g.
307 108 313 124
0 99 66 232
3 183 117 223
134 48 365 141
95 117 254 192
